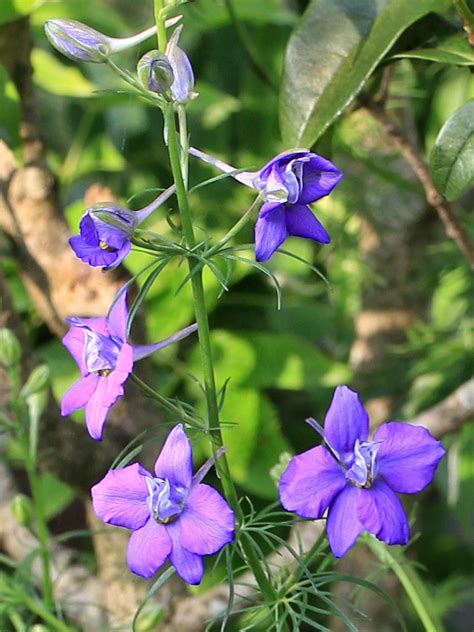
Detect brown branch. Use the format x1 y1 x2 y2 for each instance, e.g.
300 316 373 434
364 99 474 269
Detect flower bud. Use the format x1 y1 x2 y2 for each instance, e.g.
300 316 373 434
165 26 197 104
0 328 21 369
44 19 111 63
20 364 50 399
11 494 34 529
137 50 174 94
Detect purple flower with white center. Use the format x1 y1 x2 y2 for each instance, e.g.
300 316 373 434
189 147 343 261
44 19 159 63
61 290 197 440
91 424 235 583
279 385 446 558
69 185 175 270
165 26 197 104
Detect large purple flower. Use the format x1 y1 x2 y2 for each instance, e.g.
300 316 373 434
189 147 343 261
69 185 175 270
91 424 235 583
61 290 197 440
279 385 446 558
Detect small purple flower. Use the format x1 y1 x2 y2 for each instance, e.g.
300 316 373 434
69 185 175 270
279 385 446 558
165 26 197 104
189 147 343 261
91 424 234 583
61 290 197 440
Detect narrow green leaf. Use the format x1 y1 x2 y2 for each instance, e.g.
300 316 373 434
392 33 474 66
280 0 450 146
430 99 474 200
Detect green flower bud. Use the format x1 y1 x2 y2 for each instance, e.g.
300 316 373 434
11 494 34 529
20 364 50 399
137 50 174 95
0 329 21 369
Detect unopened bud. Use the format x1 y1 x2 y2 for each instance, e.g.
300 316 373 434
137 50 174 94
11 494 34 529
165 26 197 104
44 19 111 63
20 364 50 399
0 329 21 369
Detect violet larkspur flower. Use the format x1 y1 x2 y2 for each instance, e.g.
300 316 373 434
91 424 234 583
61 290 197 440
137 50 174 94
69 185 175 269
279 385 446 558
189 147 343 261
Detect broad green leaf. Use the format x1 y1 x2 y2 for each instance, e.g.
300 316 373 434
280 0 450 146
392 33 474 66
0 0 36 25
0 66 20 148
430 100 474 200
32 49 96 97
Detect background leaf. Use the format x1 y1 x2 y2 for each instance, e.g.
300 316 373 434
392 33 474 66
280 0 450 146
32 49 96 97
429 99 474 200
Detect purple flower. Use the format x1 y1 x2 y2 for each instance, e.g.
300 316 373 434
69 185 175 269
137 50 174 95
279 385 446 558
61 290 197 440
165 26 197 104
91 424 234 583
189 147 343 261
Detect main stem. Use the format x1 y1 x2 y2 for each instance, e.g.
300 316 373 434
153 4 277 604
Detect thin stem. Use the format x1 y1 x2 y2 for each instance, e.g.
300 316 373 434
206 194 261 257
178 105 189 189
20 590 74 632
368 539 444 632
153 0 168 51
453 0 474 44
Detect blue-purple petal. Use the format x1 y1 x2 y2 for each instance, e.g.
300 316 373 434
62 326 88 376
91 463 150 530
154 424 193 489
258 150 311 183
107 290 129 342
357 479 409 547
61 374 99 416
324 386 369 462
298 154 343 205
127 519 172 579
254 202 287 262
326 485 363 558
179 483 234 555
285 204 330 244
167 521 204 585
374 422 446 494
69 235 120 268
279 445 346 519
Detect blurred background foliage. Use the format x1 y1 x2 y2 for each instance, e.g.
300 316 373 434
0 0 473 630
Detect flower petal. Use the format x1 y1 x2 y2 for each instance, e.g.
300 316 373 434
107 289 129 342
62 326 87 376
132 323 198 362
298 154 343 205
154 424 193 489
357 479 409 547
61 374 99 416
254 202 287 262
286 204 330 244
258 150 311 183
127 519 171 579
374 422 446 494
179 483 234 555
91 463 150 529
79 213 99 245
167 521 204 585
324 386 369 461
326 484 363 558
66 316 108 336
84 343 133 440
69 235 119 268
279 445 346 519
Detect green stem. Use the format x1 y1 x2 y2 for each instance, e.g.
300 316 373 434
453 0 474 36
368 539 444 632
21 590 74 632
206 194 261 257
178 105 189 189
162 99 278 604
153 0 168 51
